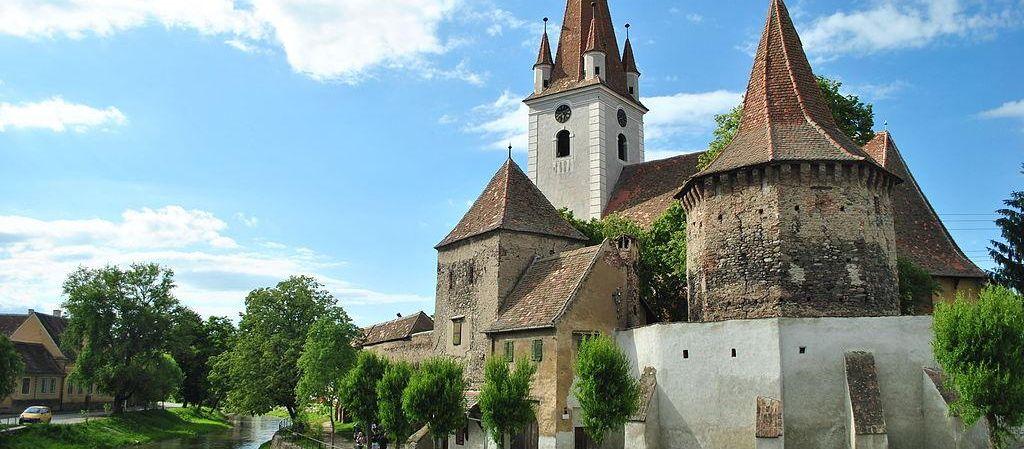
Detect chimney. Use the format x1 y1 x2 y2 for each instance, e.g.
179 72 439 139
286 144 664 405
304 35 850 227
397 313 403 318
27 308 35 314
53 310 62 318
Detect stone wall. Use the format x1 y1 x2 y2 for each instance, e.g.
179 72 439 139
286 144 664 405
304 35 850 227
433 231 583 385
363 331 434 365
681 162 899 322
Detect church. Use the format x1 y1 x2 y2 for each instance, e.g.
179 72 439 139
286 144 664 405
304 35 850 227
358 1 990 448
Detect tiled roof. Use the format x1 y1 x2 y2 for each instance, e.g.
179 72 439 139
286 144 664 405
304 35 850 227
524 0 641 108
604 152 704 227
0 314 26 337
688 0 879 185
844 351 887 436
535 29 553 67
755 397 783 438
488 244 604 332
436 159 588 249
622 38 639 75
362 312 434 347
13 341 62 375
629 367 657 422
863 132 986 278
33 312 68 350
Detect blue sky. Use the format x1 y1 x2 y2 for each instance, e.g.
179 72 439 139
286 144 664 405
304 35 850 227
0 0 1021 325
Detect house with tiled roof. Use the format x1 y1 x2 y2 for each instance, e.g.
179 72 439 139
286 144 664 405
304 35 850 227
358 312 435 364
1 309 113 413
360 0 993 448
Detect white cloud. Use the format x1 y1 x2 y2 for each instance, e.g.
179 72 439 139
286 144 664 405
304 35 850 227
644 90 743 142
463 90 529 152
0 0 470 84
0 206 429 318
852 81 910 101
981 99 1024 119
981 99 1024 130
800 0 1022 58
0 96 126 133
234 213 260 228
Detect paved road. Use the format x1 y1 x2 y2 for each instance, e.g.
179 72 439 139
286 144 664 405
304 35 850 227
1 402 182 426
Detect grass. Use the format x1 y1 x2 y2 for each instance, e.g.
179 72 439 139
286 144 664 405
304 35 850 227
0 407 231 449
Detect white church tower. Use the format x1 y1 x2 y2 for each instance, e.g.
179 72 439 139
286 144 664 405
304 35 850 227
525 0 647 220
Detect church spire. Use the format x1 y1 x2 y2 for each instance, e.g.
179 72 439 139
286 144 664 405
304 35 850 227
534 18 553 68
622 25 638 75
694 0 877 178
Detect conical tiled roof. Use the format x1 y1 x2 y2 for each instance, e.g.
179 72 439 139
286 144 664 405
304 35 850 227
436 159 589 249
696 0 876 178
525 0 639 107
622 37 639 74
584 16 601 53
535 30 553 67
863 132 985 279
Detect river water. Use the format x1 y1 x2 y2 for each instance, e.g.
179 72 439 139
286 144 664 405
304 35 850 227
131 416 283 449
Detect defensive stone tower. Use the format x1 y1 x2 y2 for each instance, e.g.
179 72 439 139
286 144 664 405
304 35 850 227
433 159 588 384
676 0 901 322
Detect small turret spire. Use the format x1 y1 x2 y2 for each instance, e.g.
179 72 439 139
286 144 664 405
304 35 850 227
622 23 639 75
584 2 601 54
535 17 554 68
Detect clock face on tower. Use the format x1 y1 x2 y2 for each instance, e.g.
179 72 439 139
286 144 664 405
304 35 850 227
617 109 628 127
555 105 572 123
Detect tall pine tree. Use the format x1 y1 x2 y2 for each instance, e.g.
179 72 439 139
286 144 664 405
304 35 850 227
989 165 1024 294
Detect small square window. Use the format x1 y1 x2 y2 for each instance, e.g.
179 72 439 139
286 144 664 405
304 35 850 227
629 86 635 95
543 80 550 88
532 339 543 362
595 66 601 76
505 340 515 362
731 348 737 358
683 350 689 359
799 347 807 354
467 264 475 285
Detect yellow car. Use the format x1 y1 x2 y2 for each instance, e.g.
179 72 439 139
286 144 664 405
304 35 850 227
18 406 52 425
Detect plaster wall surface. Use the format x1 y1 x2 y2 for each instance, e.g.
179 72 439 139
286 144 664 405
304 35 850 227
617 316 987 449
921 370 989 449
528 86 645 220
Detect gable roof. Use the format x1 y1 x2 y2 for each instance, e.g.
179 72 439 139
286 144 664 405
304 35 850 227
436 159 588 249
361 311 434 347
13 341 63 375
863 132 985 278
524 0 641 108
0 314 27 337
688 0 880 186
33 312 69 350
604 152 704 227
488 244 604 333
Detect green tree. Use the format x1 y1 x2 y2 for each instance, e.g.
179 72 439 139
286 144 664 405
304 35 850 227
560 203 689 321
377 361 415 448
0 335 24 399
897 257 942 315
933 286 1024 448
402 357 467 449
201 316 237 409
573 335 640 445
62 263 182 414
167 306 206 408
341 351 389 430
701 76 875 170
135 354 185 404
989 166 1024 293
479 357 537 449
296 308 360 433
219 276 335 419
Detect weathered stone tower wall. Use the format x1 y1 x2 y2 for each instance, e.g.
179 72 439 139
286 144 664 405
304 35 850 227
433 232 584 385
680 162 899 322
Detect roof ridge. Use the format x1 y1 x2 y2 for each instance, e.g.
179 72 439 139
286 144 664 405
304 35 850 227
536 243 603 263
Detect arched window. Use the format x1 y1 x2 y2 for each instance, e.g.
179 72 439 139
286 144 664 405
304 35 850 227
556 130 571 158
618 134 628 161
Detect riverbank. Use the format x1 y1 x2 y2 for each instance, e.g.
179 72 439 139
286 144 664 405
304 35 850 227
0 408 231 449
